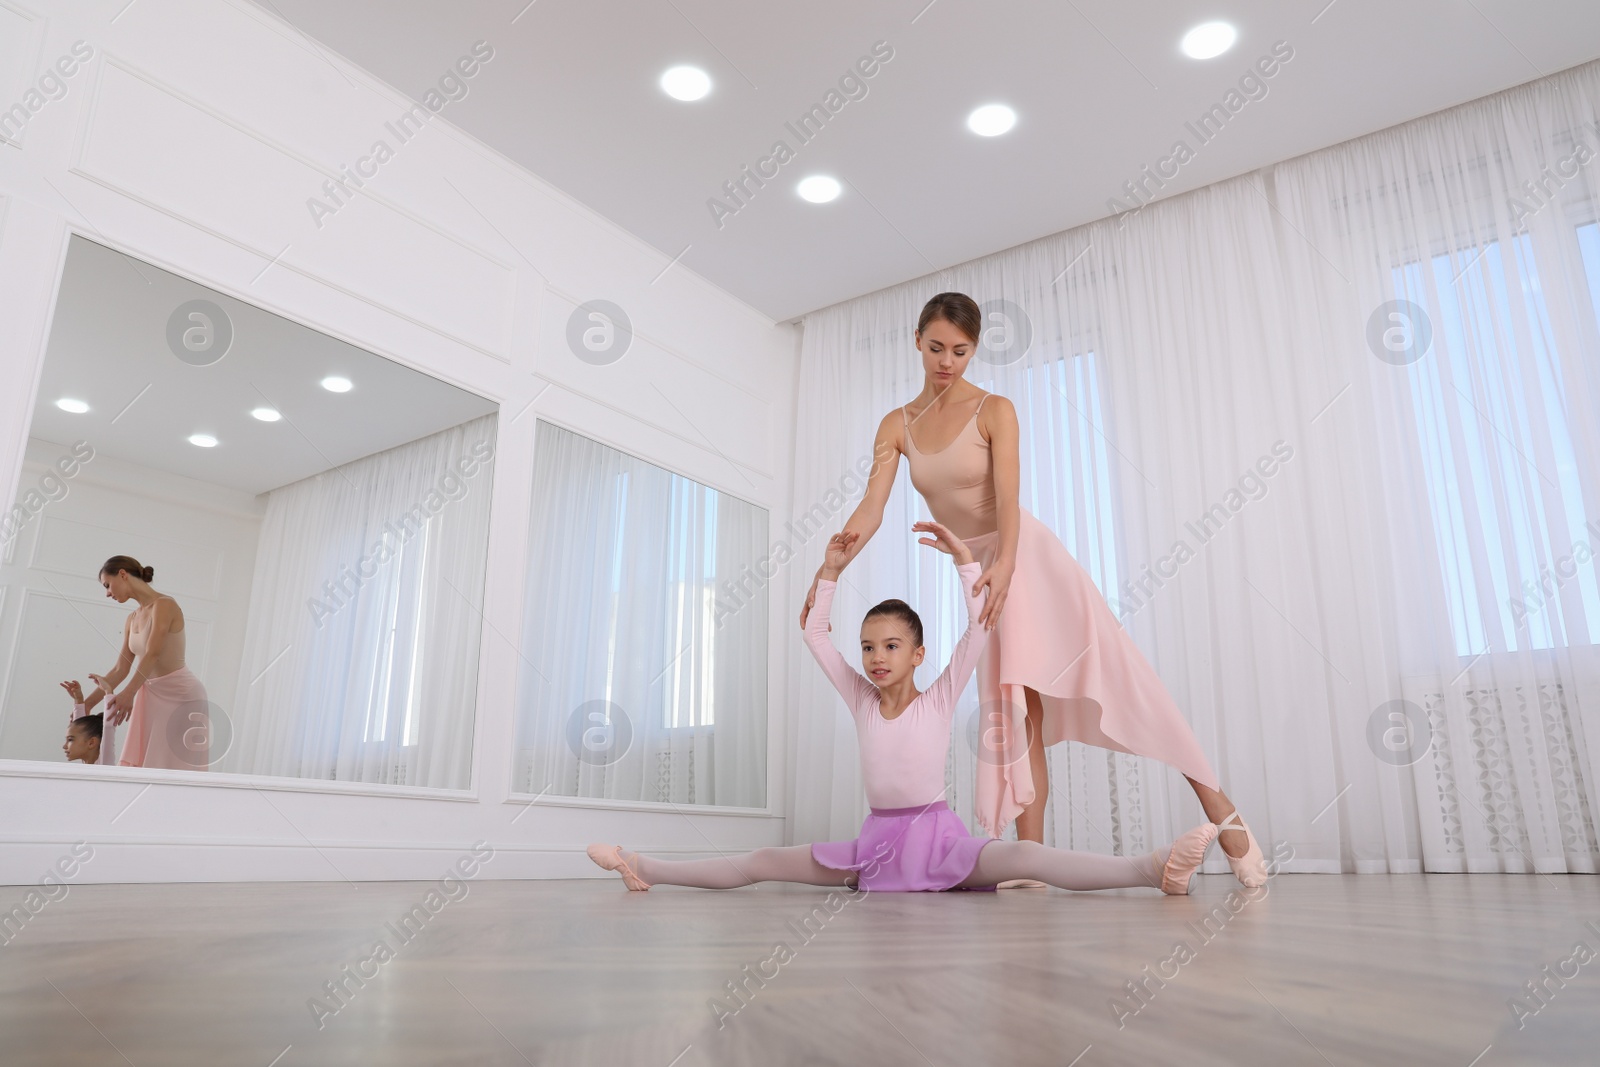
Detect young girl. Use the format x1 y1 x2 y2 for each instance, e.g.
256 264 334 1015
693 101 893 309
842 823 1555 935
588 521 1219 894
61 679 114 765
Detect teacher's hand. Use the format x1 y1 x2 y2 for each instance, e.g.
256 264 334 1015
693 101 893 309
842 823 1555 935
973 557 1015 631
105 689 136 726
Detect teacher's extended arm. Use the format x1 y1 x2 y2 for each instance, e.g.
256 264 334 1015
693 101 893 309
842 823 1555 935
799 411 902 629
83 615 135 716
976 395 1023 630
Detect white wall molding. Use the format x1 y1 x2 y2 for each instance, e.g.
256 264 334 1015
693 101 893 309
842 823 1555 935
70 54 521 362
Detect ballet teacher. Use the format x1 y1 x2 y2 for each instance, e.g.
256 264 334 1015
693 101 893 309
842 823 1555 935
82 555 211 770
800 292 1266 886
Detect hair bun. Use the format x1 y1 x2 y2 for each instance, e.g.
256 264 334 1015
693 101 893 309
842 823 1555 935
141 566 155 581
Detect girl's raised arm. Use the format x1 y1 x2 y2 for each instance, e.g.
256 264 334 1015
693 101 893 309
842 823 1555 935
802 534 877 712
914 522 991 719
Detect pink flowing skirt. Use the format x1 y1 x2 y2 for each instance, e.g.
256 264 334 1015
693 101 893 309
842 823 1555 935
812 801 996 892
963 508 1219 836
119 667 211 770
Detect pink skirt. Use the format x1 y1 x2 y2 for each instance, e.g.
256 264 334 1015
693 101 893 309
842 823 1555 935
811 800 996 892
119 667 211 770
963 508 1220 837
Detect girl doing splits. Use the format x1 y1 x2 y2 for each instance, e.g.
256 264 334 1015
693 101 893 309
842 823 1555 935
588 524 1217 894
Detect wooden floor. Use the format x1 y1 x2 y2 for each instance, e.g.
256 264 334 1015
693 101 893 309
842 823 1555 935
1 873 1596 1066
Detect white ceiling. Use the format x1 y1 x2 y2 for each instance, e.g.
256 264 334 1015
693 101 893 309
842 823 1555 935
31 237 498 495
260 1 1600 322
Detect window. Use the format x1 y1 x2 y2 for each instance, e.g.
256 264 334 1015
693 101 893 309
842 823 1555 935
1394 230 1600 656
362 517 432 745
968 350 1124 598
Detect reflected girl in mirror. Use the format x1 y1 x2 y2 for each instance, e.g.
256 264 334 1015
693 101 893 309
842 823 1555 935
81 555 212 770
60 679 115 765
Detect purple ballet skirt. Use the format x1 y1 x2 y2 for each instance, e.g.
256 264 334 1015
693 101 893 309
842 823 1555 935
811 800 996 892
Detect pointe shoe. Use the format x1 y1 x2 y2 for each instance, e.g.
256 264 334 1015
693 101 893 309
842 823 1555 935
586 843 652 891
996 878 1048 889
1214 810 1268 888
1160 822 1219 895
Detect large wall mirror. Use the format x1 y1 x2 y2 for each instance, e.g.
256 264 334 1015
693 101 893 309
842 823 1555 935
516 422 768 808
0 236 497 789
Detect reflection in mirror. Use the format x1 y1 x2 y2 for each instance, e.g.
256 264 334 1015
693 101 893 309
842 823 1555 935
517 422 767 807
0 236 496 788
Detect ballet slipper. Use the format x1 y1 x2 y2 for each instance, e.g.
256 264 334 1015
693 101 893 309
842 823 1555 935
586 843 651 891
995 878 1048 889
1160 822 1219 896
1214 810 1268 888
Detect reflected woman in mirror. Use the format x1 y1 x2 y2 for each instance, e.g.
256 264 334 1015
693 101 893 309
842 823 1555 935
81 555 211 770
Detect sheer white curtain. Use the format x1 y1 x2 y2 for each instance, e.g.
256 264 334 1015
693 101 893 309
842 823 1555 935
1274 64 1600 873
515 421 767 808
790 60 1600 874
223 414 495 789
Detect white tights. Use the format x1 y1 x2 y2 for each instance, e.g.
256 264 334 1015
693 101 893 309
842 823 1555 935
628 840 1168 892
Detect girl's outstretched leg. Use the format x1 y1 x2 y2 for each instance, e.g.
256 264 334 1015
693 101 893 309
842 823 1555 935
956 840 1163 892
594 844 857 890
955 826 1217 895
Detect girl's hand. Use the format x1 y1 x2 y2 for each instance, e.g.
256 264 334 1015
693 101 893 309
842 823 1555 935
821 531 857 576
60 680 84 703
913 521 974 566
105 689 136 725
973 557 1015 631
87 673 111 694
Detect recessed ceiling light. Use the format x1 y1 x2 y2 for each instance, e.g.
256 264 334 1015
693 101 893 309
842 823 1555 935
797 176 842 203
1181 21 1237 59
321 376 352 393
188 433 218 448
251 407 282 422
967 104 1017 137
55 398 90 414
660 66 711 101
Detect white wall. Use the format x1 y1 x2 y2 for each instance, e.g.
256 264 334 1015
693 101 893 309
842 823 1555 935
0 439 264 764
0 0 800 883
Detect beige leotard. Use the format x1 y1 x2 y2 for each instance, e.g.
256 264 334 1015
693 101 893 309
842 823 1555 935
128 598 187 680
902 394 997 541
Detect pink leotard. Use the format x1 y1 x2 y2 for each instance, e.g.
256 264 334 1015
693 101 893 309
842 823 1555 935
803 561 989 810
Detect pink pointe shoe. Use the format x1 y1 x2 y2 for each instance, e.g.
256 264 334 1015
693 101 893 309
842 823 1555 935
586 843 652 891
1214 810 1268 888
1160 822 1220 895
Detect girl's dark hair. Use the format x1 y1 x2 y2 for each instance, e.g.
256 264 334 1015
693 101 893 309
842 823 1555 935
99 555 154 582
863 598 924 648
916 292 982 346
72 713 104 741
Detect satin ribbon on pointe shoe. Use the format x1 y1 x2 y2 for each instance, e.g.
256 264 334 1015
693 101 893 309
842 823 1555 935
1214 810 1268 888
